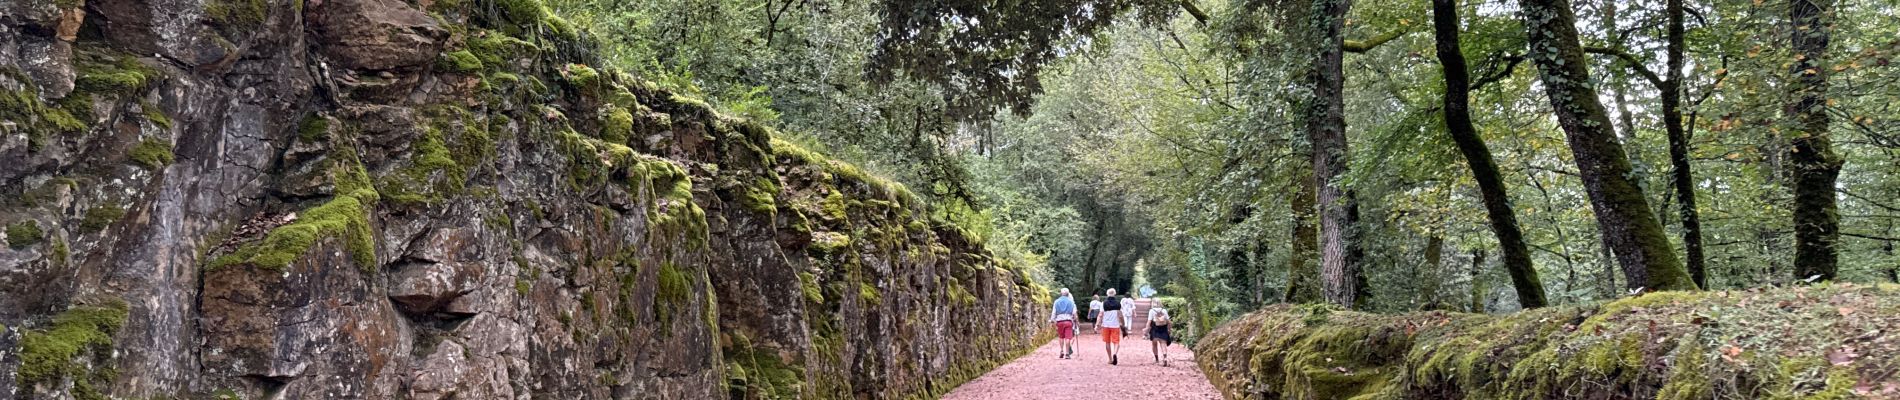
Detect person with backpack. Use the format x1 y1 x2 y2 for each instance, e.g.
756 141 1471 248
1087 295 1104 333
1119 295 1135 338
1098 288 1125 365
1147 299 1176 366
1048 288 1079 359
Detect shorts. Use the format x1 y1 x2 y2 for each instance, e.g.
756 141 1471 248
1101 328 1122 344
1056 320 1075 339
1150 324 1173 345
1087 310 1099 322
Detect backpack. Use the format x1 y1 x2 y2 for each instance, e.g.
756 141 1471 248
1152 309 1171 326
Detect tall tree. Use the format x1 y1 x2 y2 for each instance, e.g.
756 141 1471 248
1286 168 1322 303
1517 0 1697 291
1295 0 1367 308
1662 0 1709 288
1787 0 1842 281
1431 0 1549 308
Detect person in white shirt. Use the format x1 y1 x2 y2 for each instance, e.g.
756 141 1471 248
1098 288 1125 365
1118 295 1135 338
1147 300 1175 365
1087 295 1104 333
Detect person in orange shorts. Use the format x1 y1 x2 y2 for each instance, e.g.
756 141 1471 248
1098 288 1126 365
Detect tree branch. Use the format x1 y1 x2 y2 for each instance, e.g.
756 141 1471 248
1471 54 1525 92
1844 232 1900 242
1179 0 1209 26
1345 29 1410 53
1584 46 1665 88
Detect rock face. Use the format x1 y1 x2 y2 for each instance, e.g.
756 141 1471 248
0 0 1049 398
1194 285 1900 400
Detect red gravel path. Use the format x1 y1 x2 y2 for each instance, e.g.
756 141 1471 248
940 329 1222 400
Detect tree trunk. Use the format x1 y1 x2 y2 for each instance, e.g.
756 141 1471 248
1421 235 1445 310
1432 0 1549 308
1301 0 1365 308
1787 0 1842 282
1469 249 1487 313
1286 170 1322 303
1518 0 1697 292
1663 0 1709 289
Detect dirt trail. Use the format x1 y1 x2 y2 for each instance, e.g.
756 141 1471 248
940 327 1222 400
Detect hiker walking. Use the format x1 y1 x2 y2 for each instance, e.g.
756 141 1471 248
1049 288 1078 359
1118 294 1134 338
1087 295 1104 333
1147 299 1176 366
1099 288 1126 364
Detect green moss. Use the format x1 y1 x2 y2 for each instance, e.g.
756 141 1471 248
600 107 634 144
515 278 532 296
297 114 331 143
140 100 173 129
205 0 268 31
799 272 824 303
561 63 603 95
18 301 129 399
654 261 691 331
808 231 851 255
466 30 539 66
2 89 89 150
723 333 806 399
8 220 45 248
128 139 175 170
210 145 379 272
80 204 125 233
858 282 882 304
73 52 158 95
819 190 848 221
439 50 483 73
948 282 976 306
51 238 70 268
542 14 581 41
738 177 779 215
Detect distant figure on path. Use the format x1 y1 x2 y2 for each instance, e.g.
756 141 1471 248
1147 300 1175 366
1099 288 1125 365
1087 295 1104 333
1049 288 1078 359
1119 295 1134 338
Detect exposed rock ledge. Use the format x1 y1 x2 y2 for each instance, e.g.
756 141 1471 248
0 0 1049 398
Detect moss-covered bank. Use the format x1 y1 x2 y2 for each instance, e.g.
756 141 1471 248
1196 284 1900 399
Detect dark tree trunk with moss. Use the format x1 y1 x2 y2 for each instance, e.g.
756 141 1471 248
1517 0 1697 292
1286 168 1323 303
1432 0 1548 308
1469 249 1487 312
1787 0 1842 281
1420 235 1445 310
1297 0 1365 308
1662 0 1709 289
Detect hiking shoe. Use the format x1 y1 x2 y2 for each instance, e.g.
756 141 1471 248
1111 355 1118 365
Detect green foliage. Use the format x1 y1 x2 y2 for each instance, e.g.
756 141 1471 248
7 220 45 248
